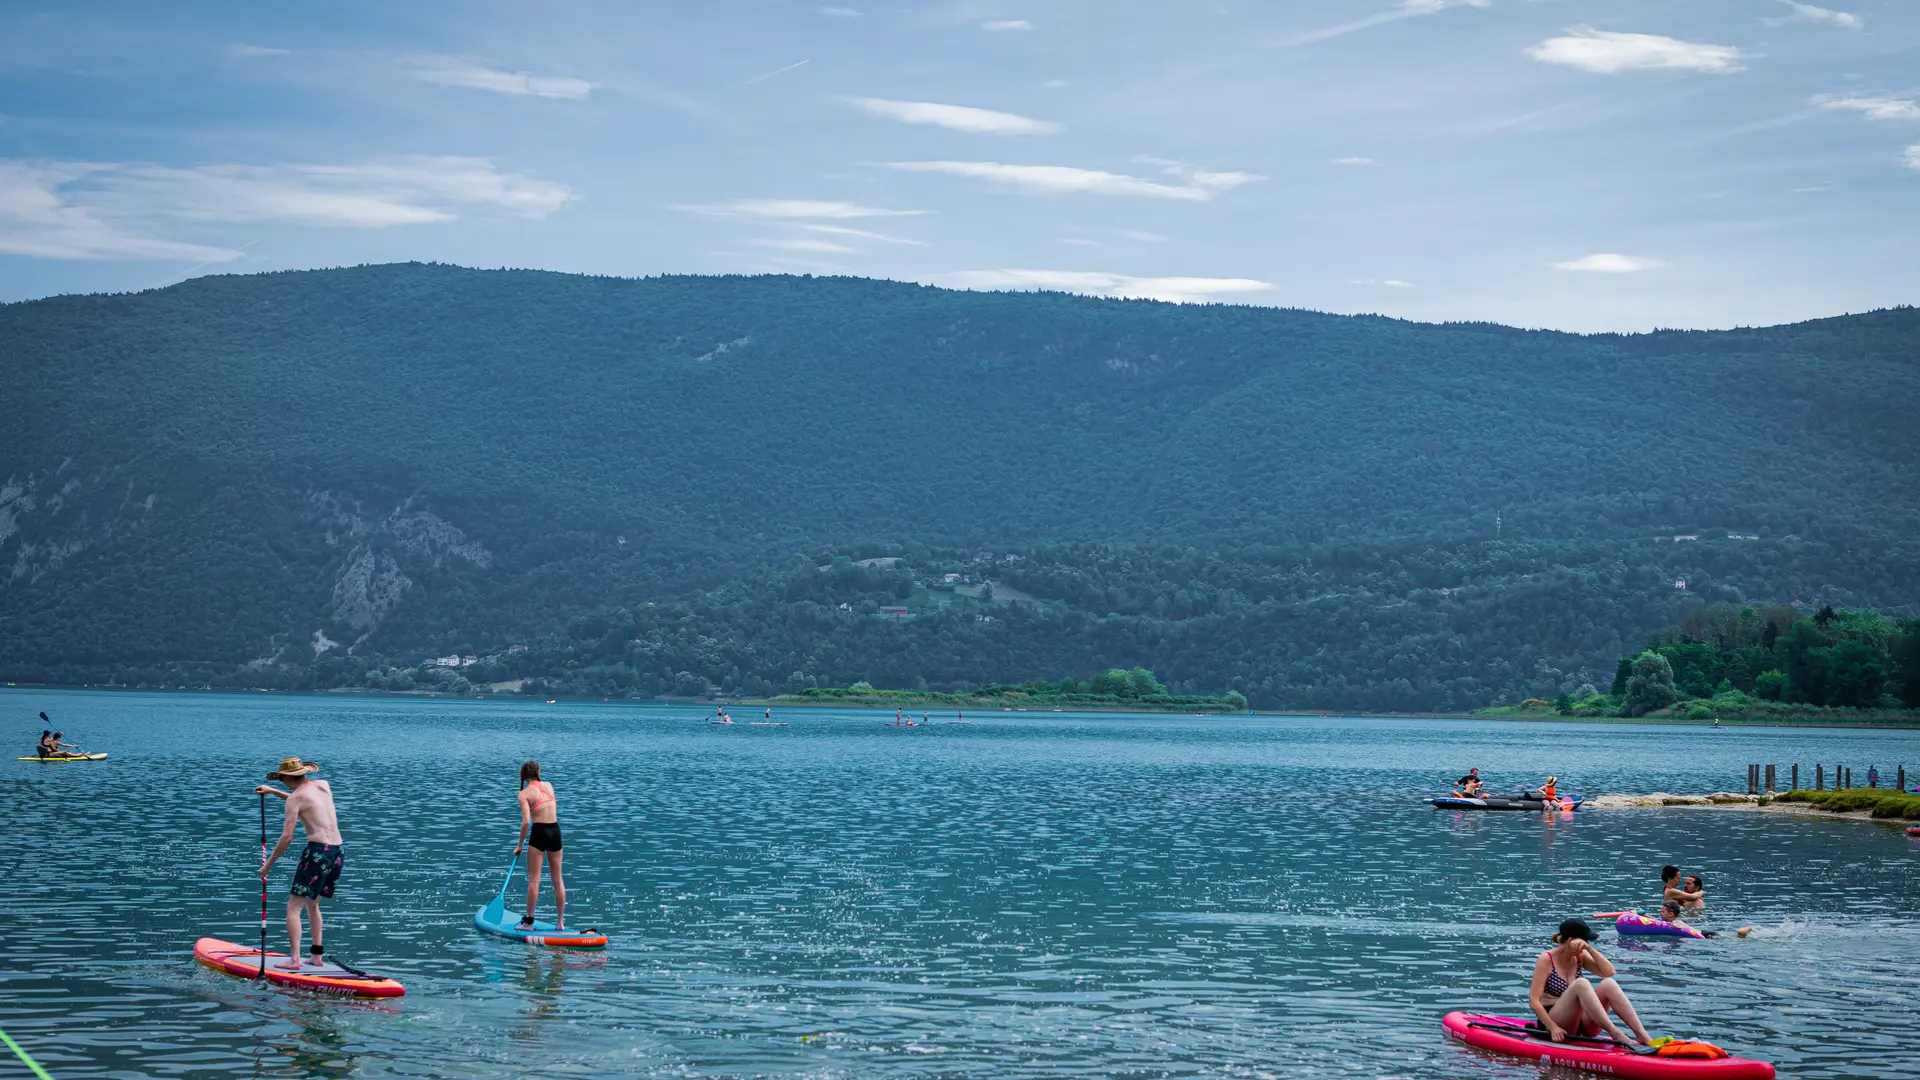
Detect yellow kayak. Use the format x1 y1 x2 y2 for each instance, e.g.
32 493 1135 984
18 753 108 762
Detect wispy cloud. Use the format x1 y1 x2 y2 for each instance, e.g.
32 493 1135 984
1553 253 1661 273
1333 156 1377 166
1765 1 1862 29
946 268 1273 303
884 160 1258 200
1526 28 1745 75
820 6 861 16
1351 277 1415 287
409 57 592 99
798 223 924 245
843 97 1059 135
1117 229 1166 242
1905 145 1920 172
1815 94 1920 121
0 157 568 261
228 44 289 58
675 199 926 220
982 20 1034 32
751 237 855 253
1274 0 1487 48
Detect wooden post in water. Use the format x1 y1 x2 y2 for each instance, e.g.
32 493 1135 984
1765 764 1776 795
1746 764 1756 795
1900 766 1906 792
1816 764 1823 791
1791 764 1798 791
1845 766 1852 789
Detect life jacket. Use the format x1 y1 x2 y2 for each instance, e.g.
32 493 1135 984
1653 1040 1728 1059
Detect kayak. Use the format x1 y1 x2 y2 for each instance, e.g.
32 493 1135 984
193 937 405 998
1617 912 1707 939
18 753 108 762
1443 1012 1773 1079
1907 826 1920 837
473 899 607 949
1432 794 1581 811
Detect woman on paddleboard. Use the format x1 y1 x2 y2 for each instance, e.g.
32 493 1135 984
1529 918 1651 1045
514 760 567 930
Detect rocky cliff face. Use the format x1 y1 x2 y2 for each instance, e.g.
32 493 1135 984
309 492 492 650
1 462 158 587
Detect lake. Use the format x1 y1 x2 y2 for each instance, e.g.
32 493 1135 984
3 690 1916 1079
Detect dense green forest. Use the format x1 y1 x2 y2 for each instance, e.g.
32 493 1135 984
1 264 1916 709
1501 604 1920 720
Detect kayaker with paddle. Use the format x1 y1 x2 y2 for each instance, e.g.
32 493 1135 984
1454 768 1484 798
36 729 58 759
1529 918 1651 1045
253 757 343 972
514 760 567 930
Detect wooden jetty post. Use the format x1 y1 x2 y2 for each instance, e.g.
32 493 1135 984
1816 763 1824 791
1791 764 1798 791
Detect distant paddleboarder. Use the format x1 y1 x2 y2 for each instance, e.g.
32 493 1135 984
254 757 343 971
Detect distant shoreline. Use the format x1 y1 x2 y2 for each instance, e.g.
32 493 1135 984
6 682 1920 728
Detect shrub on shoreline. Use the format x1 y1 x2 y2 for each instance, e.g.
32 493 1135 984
1776 788 1920 820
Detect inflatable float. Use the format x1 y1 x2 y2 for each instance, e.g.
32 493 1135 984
1443 1012 1773 1079
193 937 405 998
1432 794 1581 811
1616 912 1708 939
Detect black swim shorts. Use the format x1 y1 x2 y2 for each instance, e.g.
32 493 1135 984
290 841 343 899
528 822 563 852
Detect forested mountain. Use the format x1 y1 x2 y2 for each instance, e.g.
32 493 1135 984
2 263 1916 708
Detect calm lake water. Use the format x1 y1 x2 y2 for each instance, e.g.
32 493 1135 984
3 690 1917 1080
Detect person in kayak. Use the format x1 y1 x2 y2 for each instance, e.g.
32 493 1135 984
35 729 57 758
254 757 343 971
514 760 567 930
1454 768 1484 798
1529 918 1651 1045
1536 776 1559 802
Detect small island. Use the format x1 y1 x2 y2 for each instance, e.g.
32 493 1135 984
762 667 1250 713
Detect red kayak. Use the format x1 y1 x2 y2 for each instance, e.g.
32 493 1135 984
1443 1012 1773 1079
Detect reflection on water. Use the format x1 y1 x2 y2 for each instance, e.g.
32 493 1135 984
1 689 1916 1079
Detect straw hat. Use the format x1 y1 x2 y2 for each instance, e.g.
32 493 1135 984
267 756 320 780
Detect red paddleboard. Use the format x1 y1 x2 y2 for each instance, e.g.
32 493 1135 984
194 937 405 998
1443 1012 1772 1079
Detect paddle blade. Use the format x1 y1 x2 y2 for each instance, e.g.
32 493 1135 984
481 892 506 924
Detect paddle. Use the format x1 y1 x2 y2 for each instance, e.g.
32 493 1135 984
1466 1018 1658 1055
481 852 519 927
259 793 269 979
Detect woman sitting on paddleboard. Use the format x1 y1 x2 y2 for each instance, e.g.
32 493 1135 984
1529 918 1651 1045
514 760 568 930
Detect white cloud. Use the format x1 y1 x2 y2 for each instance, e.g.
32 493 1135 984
0 156 567 261
228 44 289 57
890 158 1260 200
1905 145 1920 172
1351 277 1415 287
1553 253 1661 273
410 58 592 99
982 20 1034 32
820 6 861 16
1766 2 1861 29
676 198 926 220
946 268 1274 304
1060 237 1101 247
1399 0 1487 12
798 224 924 245
751 238 855 253
1526 28 1745 75
843 97 1059 135
1815 95 1920 121
1117 229 1166 242
1333 156 1377 166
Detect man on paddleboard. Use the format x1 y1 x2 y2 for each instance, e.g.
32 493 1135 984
254 757 343 971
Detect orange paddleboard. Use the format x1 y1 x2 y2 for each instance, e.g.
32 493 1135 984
193 937 405 998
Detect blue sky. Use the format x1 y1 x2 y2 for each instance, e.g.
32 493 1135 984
1 0 1914 330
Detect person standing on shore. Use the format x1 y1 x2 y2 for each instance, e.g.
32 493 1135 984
514 760 567 930
254 757 343 971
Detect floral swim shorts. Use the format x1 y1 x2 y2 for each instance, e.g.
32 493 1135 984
290 841 343 899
